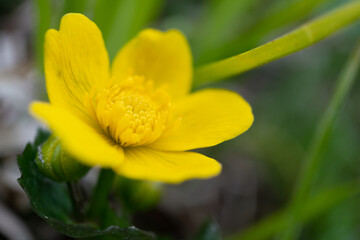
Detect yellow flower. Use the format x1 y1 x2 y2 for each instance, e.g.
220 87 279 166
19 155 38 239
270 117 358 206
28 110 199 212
30 13 254 183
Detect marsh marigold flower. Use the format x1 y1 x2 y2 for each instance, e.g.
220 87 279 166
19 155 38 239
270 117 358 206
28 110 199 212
30 13 254 183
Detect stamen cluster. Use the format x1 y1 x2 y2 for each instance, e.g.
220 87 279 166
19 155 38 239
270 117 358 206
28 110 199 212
95 76 171 147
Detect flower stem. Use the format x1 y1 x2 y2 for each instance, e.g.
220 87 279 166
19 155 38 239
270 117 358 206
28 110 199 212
88 169 115 226
67 181 85 222
278 39 360 240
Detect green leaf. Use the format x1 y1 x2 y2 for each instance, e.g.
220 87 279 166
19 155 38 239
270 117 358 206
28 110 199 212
193 0 360 87
18 129 155 239
18 130 72 222
226 182 359 240
37 219 155 239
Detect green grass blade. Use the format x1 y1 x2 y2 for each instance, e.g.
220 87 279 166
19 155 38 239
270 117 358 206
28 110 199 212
93 0 123 43
278 37 360 240
34 0 51 72
193 0 360 87
192 0 257 64
62 0 88 14
105 0 164 61
226 182 359 240
199 0 329 64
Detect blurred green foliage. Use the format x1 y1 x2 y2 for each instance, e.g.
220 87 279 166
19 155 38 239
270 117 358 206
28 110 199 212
114 176 162 212
31 0 360 239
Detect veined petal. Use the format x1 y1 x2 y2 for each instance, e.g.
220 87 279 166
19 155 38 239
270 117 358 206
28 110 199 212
148 89 254 151
116 147 221 183
30 102 124 169
45 13 109 122
111 29 192 100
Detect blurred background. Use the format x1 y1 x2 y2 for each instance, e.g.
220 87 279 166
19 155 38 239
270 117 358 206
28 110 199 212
1 0 360 239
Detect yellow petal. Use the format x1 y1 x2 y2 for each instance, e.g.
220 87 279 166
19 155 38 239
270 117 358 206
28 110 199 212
149 89 254 151
111 29 192 100
115 147 221 183
45 13 109 122
30 102 124 169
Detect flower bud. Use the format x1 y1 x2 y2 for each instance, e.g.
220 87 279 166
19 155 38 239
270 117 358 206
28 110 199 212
36 135 89 182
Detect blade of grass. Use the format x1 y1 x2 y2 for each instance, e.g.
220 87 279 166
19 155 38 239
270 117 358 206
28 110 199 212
198 0 329 64
202 0 330 63
278 38 360 240
226 181 359 240
105 0 164 60
193 0 360 87
62 0 88 14
34 0 51 72
192 0 257 64
93 0 123 43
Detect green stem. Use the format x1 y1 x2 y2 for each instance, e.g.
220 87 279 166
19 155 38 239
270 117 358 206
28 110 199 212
279 39 360 240
193 1 360 87
88 169 115 225
67 181 85 222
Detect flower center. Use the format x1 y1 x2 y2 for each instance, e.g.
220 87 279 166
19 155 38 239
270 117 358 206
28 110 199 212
95 76 171 147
